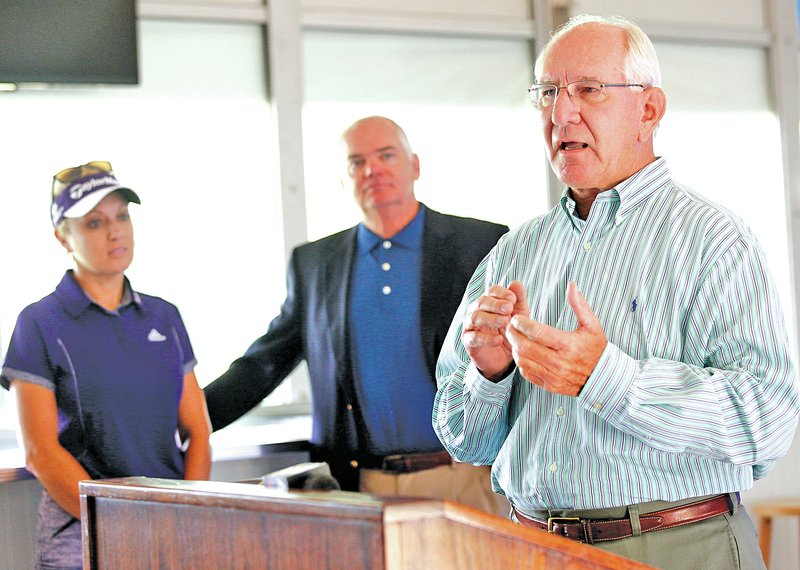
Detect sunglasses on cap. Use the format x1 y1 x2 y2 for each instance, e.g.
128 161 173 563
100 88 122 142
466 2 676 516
53 160 114 186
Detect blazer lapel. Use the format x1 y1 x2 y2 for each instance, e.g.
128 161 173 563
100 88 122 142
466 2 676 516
322 227 358 376
420 208 454 375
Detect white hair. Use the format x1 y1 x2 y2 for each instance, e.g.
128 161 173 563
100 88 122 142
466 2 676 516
534 14 662 88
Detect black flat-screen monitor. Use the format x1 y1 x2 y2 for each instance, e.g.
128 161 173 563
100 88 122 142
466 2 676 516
0 0 138 85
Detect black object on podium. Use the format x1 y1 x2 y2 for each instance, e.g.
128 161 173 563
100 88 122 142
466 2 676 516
261 462 341 491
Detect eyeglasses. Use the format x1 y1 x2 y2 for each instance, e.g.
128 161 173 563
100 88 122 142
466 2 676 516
528 80 644 109
53 160 113 185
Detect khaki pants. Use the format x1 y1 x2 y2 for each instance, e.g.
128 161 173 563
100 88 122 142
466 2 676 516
520 494 764 570
359 462 509 518
597 505 764 570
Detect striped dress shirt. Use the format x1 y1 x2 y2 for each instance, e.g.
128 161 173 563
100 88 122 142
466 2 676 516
433 158 799 512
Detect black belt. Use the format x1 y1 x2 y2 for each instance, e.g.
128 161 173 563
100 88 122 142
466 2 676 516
379 451 453 474
513 493 738 544
353 450 453 474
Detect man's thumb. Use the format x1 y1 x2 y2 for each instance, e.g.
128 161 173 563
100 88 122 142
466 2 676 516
508 280 530 315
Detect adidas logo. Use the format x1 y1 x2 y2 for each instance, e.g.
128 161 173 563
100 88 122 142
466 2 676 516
148 328 167 342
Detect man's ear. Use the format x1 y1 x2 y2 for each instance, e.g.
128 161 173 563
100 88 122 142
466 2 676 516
54 227 72 253
639 86 666 141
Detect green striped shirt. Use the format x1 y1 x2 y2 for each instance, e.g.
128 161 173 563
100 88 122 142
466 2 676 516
433 158 799 511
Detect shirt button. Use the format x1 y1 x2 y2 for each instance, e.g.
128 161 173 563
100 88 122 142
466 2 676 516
346 404 353 411
382 262 391 271
593 402 603 411
556 407 564 417
382 285 392 295
382 240 392 249
350 460 359 468
583 242 592 251
549 463 558 473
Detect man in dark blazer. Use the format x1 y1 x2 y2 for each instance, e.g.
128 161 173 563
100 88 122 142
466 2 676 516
204 116 508 514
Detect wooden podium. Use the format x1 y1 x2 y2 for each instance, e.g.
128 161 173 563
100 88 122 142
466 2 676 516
79 477 654 569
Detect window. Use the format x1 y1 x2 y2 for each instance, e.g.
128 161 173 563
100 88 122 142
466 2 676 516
302 30 548 239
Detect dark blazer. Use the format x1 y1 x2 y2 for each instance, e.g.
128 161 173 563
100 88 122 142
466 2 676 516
204 206 508 477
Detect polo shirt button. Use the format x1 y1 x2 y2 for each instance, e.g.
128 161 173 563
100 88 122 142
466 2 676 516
382 262 391 271
583 242 592 251
382 285 392 295
350 460 359 468
556 407 564 417
382 240 392 249
549 463 558 473
346 404 353 411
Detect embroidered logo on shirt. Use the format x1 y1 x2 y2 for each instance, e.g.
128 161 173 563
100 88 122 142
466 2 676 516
631 298 638 312
147 328 167 342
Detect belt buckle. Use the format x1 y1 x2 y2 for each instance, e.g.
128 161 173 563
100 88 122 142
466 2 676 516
547 516 580 533
381 454 406 473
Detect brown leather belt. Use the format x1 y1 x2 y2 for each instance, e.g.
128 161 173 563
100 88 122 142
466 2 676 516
513 493 738 544
379 450 453 474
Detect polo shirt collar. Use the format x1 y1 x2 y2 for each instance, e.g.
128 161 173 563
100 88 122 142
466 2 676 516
356 203 426 255
56 270 142 317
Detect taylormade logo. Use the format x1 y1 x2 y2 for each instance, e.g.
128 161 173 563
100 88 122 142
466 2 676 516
69 175 117 199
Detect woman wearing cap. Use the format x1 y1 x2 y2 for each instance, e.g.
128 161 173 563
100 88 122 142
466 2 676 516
0 161 211 569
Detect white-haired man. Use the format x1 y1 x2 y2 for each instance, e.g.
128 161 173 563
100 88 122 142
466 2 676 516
433 15 798 569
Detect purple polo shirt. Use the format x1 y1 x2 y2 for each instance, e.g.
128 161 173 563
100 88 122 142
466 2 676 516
1 271 196 480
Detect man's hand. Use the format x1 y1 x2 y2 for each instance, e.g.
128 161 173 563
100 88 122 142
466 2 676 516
505 281 607 396
462 280 529 382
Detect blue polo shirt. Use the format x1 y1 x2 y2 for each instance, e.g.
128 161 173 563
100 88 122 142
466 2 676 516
348 206 443 455
1 271 196 480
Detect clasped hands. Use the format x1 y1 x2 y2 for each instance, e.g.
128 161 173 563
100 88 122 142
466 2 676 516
462 280 607 396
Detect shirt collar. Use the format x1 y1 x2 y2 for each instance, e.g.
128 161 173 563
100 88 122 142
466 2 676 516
56 270 142 317
559 157 670 227
356 203 426 255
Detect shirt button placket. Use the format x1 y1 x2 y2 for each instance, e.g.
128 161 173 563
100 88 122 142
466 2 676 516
550 407 563 477
381 241 392 295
